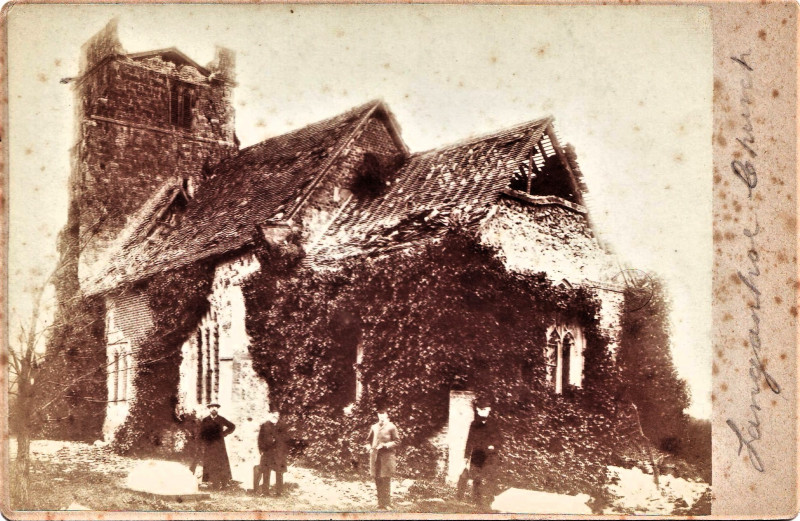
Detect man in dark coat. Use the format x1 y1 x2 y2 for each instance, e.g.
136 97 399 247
461 397 501 509
365 406 400 510
254 410 289 496
199 403 236 489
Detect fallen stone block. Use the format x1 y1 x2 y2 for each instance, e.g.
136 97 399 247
491 487 592 514
125 460 209 501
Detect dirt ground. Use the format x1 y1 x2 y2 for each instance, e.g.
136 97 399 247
7 439 710 515
7 440 473 514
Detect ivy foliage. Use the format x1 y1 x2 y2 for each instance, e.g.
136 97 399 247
243 229 620 491
617 275 690 452
33 295 107 441
112 261 215 455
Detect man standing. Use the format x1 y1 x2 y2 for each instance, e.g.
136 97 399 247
462 397 501 509
199 403 236 489
365 406 400 510
254 411 289 496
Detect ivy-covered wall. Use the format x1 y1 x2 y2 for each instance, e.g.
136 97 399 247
112 261 215 455
241 229 627 496
104 225 632 502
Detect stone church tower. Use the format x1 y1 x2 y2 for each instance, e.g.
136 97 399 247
68 19 239 281
42 19 240 440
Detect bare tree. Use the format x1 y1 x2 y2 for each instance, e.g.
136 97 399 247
8 219 109 504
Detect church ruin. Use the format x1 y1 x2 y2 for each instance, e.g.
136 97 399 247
61 20 626 484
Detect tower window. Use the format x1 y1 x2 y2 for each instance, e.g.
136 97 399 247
170 82 194 129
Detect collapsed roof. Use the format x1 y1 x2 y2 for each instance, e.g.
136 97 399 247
85 100 593 295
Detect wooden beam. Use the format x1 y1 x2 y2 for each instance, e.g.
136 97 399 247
545 124 584 206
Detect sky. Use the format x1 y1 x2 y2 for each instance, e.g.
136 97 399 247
6 4 713 418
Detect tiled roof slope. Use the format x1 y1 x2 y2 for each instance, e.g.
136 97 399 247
86 100 384 294
310 117 551 263
80 179 183 285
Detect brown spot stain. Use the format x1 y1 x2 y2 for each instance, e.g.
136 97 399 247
722 312 733 321
36 72 47 82
713 230 722 242
780 352 787 360
732 200 742 213
712 362 719 375
790 306 797 317
772 89 780 98
24 147 32 155
716 134 727 146
758 29 766 40
674 153 684 163
730 273 741 285
721 382 729 392
754 192 764 201
724 231 735 240
713 173 722 184
774 295 783 305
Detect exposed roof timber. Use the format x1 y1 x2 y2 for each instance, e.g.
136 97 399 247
499 188 587 214
543 123 584 206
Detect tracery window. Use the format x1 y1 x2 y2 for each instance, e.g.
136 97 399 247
194 315 220 405
545 326 584 394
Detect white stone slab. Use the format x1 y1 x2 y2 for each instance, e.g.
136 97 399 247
491 487 593 514
125 459 199 496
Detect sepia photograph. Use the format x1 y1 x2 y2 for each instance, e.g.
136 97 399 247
4 2 791 518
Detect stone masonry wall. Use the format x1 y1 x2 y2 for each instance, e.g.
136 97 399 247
176 253 268 485
480 195 624 362
74 54 237 283
592 286 625 358
480 196 619 285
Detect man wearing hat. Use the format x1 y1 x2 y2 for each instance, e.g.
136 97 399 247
364 406 400 510
461 396 501 509
199 403 236 489
254 410 289 496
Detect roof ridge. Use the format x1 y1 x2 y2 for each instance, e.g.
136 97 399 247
285 100 383 219
238 99 382 156
410 115 553 158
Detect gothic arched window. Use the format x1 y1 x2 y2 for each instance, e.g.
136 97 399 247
562 332 575 392
120 352 129 401
112 350 120 402
546 330 560 389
